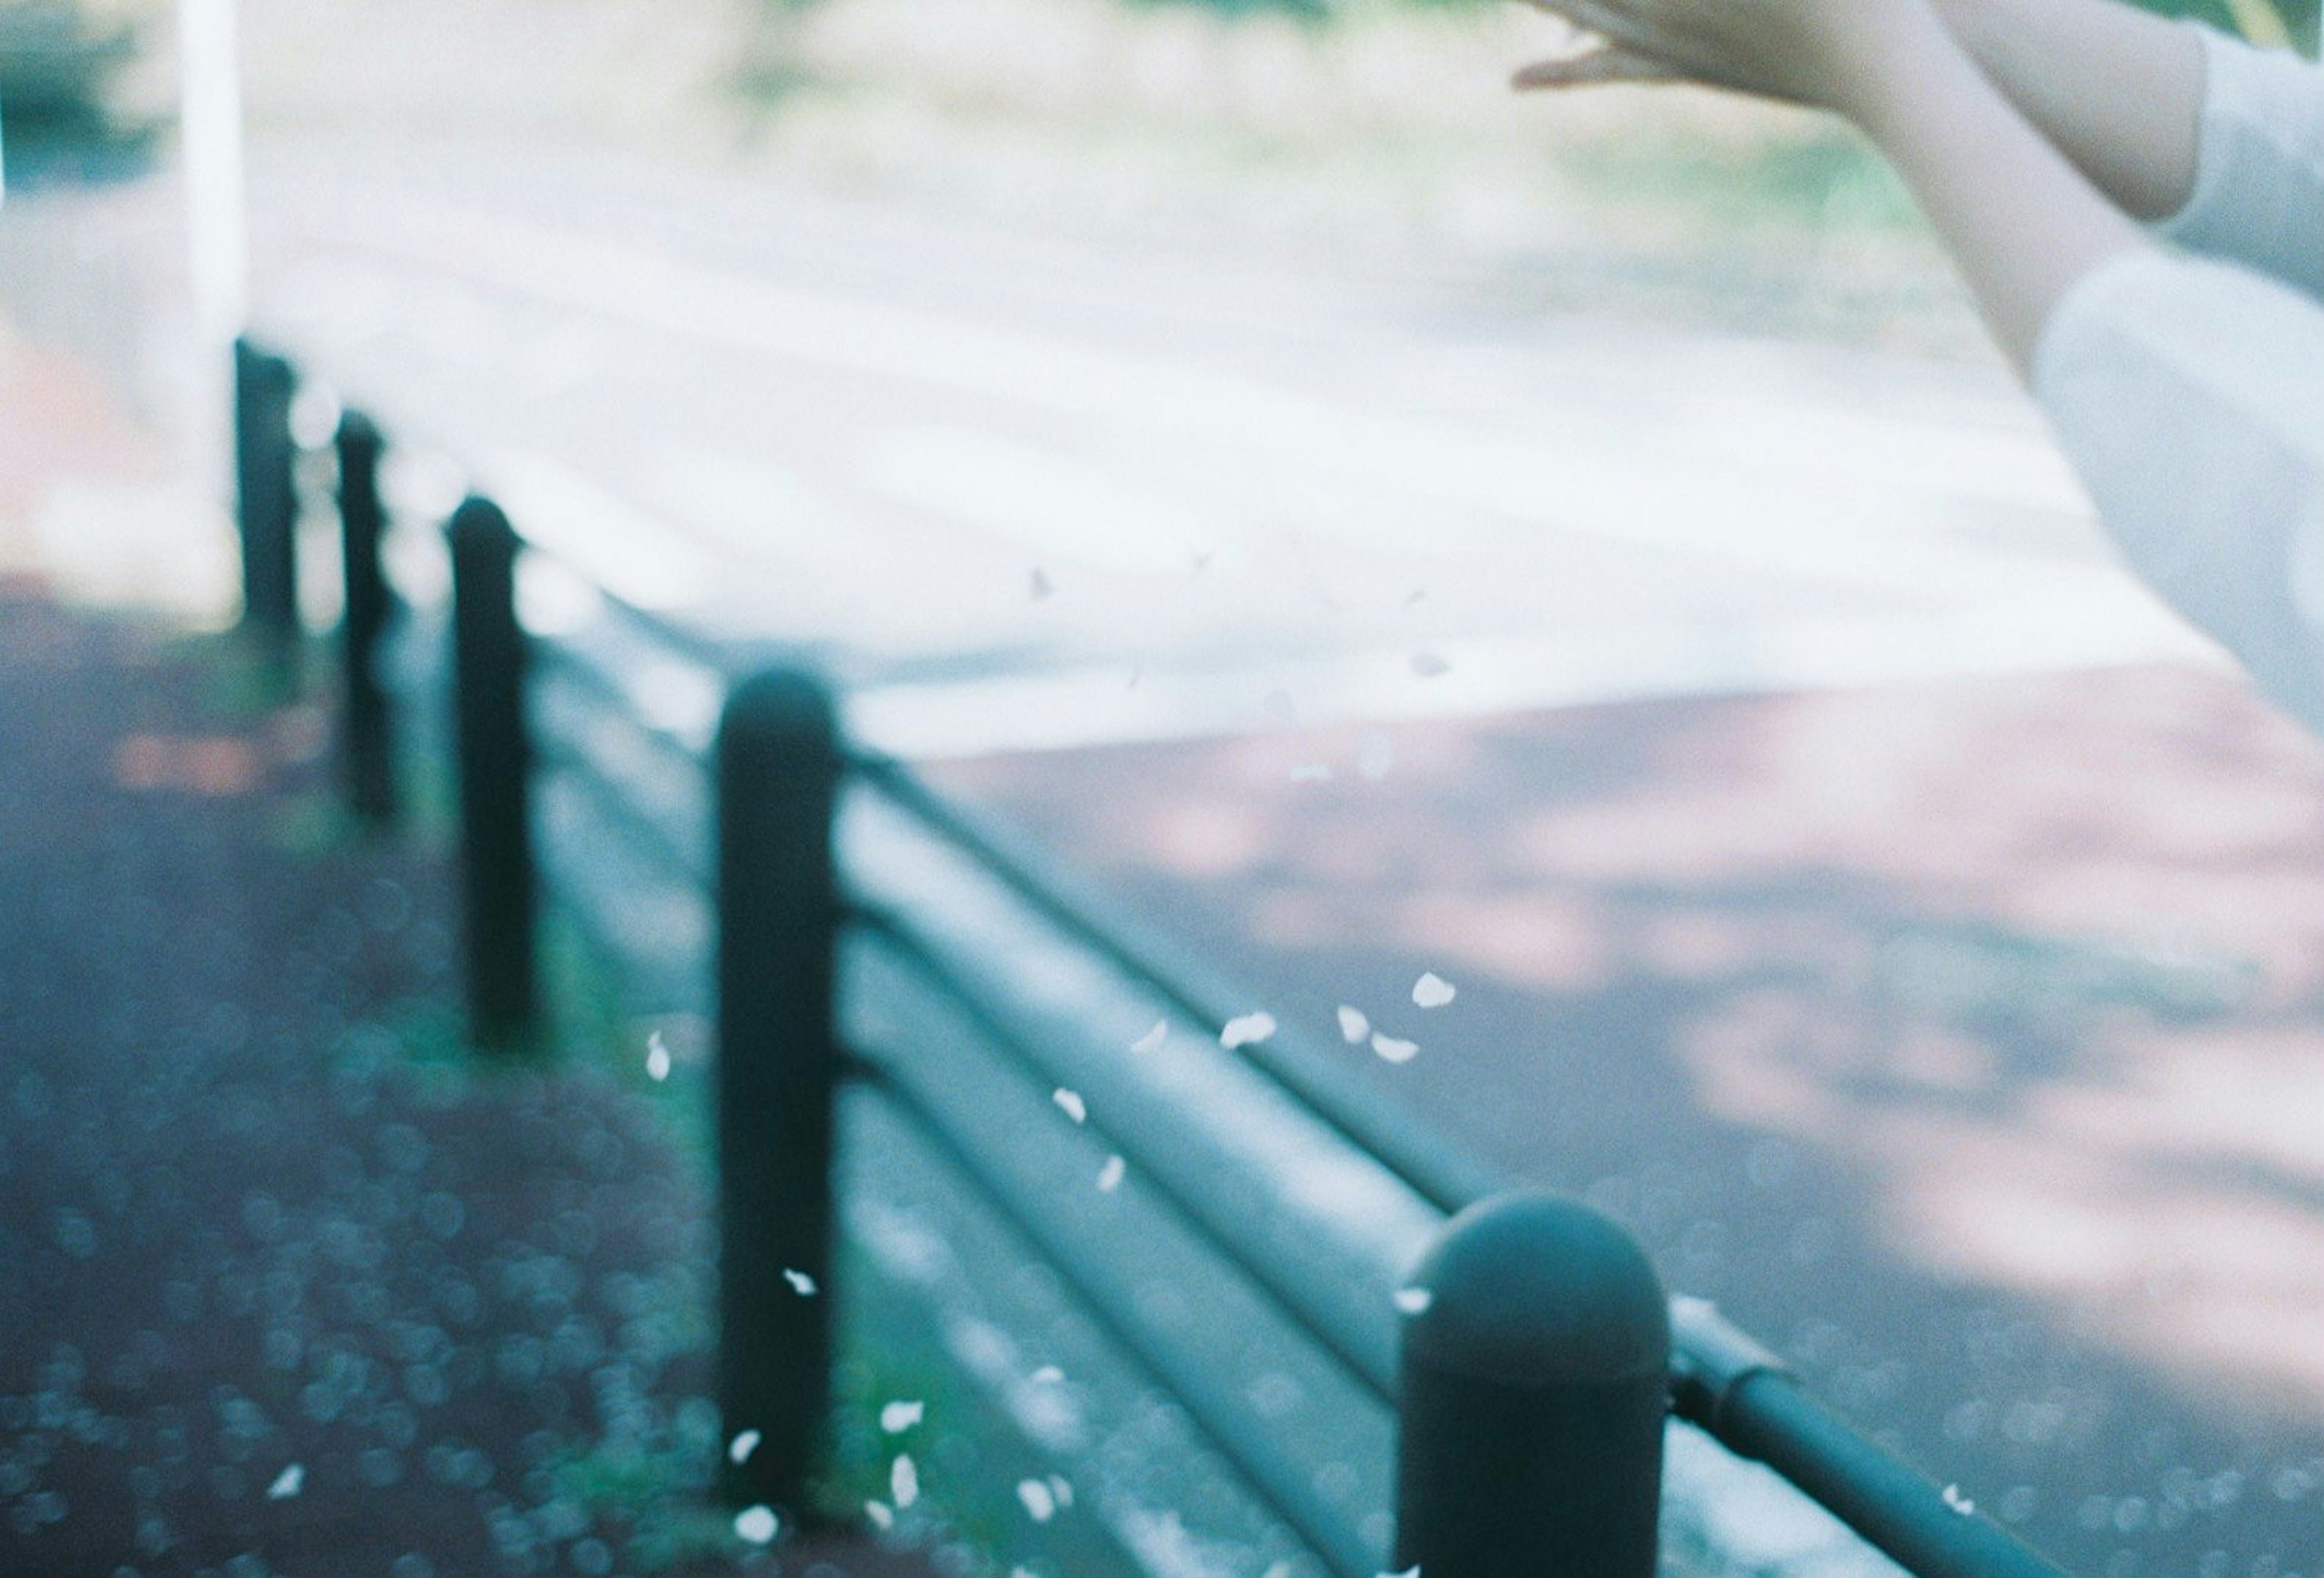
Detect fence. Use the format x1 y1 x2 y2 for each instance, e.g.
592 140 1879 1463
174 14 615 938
238 337 2081 1578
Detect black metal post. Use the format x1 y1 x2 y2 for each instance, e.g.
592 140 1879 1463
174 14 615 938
1394 1191 1670 1578
335 410 397 824
715 667 842 1511
233 338 300 675
447 494 536 1050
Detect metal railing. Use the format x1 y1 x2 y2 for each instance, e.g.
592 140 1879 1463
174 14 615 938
237 336 2081 1578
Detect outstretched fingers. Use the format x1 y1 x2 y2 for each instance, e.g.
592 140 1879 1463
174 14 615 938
1512 43 1683 90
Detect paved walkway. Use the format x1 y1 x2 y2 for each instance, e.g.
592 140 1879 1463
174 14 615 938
0 587 953 1578
0 292 936 1577
933 663 2324 1578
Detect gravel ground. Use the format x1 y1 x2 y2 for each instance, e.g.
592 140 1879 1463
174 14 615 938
0 590 933 1578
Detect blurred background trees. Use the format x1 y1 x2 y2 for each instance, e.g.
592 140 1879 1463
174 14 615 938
0 0 156 183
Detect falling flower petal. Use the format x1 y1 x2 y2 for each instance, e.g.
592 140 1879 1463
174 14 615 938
1030 568 1054 600
1097 1155 1125 1192
727 1429 762 1465
881 1400 925 1433
645 1031 671 1081
1220 1012 1276 1050
735 1505 780 1545
891 1455 919 1510
266 1464 303 1500
1336 1005 1369 1044
1017 1478 1057 1522
1131 1021 1167 1054
1048 1475 1074 1508
1410 652 1450 679
865 1501 894 1531
1394 1286 1434 1315
1412 973 1457 1009
783 1268 818 1297
1943 1484 1975 1516
1052 1088 1087 1124
1371 1033 1419 1064
1030 1366 1065 1384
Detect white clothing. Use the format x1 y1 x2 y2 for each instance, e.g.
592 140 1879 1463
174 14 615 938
2032 25 2324 732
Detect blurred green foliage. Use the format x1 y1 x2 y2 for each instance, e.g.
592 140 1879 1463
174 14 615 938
2132 0 2317 51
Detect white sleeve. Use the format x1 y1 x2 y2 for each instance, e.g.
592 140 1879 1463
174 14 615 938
2153 26 2324 303
2034 247 2324 735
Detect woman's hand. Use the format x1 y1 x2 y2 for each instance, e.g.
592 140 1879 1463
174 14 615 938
1508 0 2153 377
1508 0 1939 120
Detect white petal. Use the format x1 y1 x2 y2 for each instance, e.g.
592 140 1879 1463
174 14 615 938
880 1400 925 1433
891 1455 919 1509
1371 1033 1419 1064
864 1500 894 1530
1131 1020 1167 1054
783 1268 819 1297
1336 1005 1369 1044
646 1031 671 1081
1016 1478 1057 1522
1096 1154 1126 1192
1943 1484 1975 1515
1410 651 1450 678
735 1505 780 1545
1411 972 1457 1009
1047 1474 1074 1508
1220 1011 1277 1050
1393 1286 1434 1315
1029 1366 1065 1384
266 1464 304 1500
727 1428 762 1465
1052 1088 1087 1124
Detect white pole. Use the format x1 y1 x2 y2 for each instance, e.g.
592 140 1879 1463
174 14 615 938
178 0 249 353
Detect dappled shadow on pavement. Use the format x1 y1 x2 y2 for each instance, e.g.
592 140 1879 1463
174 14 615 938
0 593 930 1578
933 663 2324 1578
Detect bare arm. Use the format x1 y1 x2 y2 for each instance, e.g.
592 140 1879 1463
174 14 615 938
1937 0 2205 223
1514 0 2153 370
1838 3 2153 368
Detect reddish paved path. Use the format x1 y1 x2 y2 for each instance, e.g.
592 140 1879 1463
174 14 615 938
933 663 2324 1578
0 591 949 1578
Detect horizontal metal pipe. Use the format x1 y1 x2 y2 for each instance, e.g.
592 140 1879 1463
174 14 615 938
532 745 707 894
850 751 1501 1215
1672 1299 2073 1578
848 907 1399 1402
532 641 712 775
850 1061 1382 1578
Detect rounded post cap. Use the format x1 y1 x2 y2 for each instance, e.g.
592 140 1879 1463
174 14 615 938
721 666 841 754
447 493 517 552
1401 1190 1669 1387
336 408 382 450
